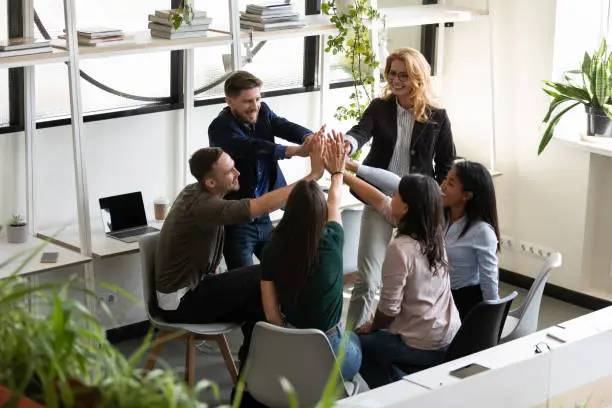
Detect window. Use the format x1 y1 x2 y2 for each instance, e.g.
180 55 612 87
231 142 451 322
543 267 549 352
33 0 171 120
552 0 610 137
193 0 306 99
328 0 431 83
0 71 8 127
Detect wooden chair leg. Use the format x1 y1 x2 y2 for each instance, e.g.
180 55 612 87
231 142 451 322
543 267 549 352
185 334 196 388
145 331 166 371
216 334 239 384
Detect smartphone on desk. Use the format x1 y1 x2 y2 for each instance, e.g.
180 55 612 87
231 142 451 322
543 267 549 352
449 363 490 379
40 252 59 263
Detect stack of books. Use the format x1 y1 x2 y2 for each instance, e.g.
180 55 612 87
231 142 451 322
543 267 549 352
0 38 53 58
149 10 212 39
59 27 125 47
240 2 307 31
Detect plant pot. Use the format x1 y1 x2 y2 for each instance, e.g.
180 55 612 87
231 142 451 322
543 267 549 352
586 106 612 137
7 224 28 244
0 385 44 408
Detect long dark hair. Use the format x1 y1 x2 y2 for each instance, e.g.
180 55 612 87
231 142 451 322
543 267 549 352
396 175 446 273
268 180 328 305
453 161 501 251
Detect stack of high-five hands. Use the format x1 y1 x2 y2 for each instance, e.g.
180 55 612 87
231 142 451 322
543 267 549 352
307 127 353 179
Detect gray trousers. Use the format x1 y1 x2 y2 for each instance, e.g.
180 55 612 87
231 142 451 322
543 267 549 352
346 205 394 328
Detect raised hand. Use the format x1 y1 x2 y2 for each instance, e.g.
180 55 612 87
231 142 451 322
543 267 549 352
293 124 326 158
323 130 346 174
308 132 325 180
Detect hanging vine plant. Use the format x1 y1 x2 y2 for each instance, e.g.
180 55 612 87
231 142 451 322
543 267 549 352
322 0 380 123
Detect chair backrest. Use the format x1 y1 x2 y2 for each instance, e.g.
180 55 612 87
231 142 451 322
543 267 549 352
341 208 362 275
509 252 562 336
246 322 347 408
445 291 517 362
138 233 160 323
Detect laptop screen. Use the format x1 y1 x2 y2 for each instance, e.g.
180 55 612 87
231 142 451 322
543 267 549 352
99 192 148 233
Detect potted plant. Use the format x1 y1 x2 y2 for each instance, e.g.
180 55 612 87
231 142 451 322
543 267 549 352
322 0 380 161
0 243 349 408
167 0 195 30
7 214 27 244
538 38 612 155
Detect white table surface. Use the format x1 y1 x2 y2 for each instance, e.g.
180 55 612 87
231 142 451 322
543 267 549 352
403 306 612 390
0 235 92 278
403 328 564 390
335 378 429 407
37 219 164 259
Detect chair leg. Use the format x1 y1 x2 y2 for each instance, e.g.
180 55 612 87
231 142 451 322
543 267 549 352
145 331 166 371
216 334 239 384
185 334 196 388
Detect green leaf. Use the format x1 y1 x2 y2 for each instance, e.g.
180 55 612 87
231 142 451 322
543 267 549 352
542 96 571 123
595 60 609 106
542 80 590 102
538 101 580 155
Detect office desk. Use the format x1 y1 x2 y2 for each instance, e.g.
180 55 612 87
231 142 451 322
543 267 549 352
37 220 164 259
0 235 92 279
404 306 612 390
403 328 564 390
335 379 429 407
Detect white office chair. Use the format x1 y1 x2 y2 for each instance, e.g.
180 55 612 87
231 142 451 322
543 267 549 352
500 252 563 342
245 322 359 408
139 233 241 387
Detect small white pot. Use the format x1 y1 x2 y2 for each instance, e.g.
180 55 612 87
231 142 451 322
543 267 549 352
7 224 28 244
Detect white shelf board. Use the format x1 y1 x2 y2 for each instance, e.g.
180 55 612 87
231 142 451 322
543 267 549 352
0 235 91 279
0 49 69 69
51 30 232 60
243 14 336 41
553 134 612 158
378 4 488 29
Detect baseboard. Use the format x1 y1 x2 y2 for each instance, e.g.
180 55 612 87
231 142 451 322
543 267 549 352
499 268 612 311
106 320 151 344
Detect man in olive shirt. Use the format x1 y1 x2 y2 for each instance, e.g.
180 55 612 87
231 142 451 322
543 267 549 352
155 143 324 363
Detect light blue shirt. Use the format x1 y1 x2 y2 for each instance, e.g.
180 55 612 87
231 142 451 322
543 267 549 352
445 217 499 301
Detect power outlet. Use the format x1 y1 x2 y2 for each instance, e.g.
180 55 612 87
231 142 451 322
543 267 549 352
518 240 554 259
98 292 117 306
500 234 515 250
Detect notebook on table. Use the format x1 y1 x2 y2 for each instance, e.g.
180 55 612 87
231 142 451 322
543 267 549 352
99 192 159 243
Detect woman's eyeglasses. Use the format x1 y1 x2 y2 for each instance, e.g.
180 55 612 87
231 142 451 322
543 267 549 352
387 70 410 82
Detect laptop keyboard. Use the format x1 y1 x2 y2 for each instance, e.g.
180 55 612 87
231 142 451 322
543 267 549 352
111 226 159 240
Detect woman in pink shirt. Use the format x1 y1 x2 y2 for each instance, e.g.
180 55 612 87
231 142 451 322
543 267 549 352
342 156 461 389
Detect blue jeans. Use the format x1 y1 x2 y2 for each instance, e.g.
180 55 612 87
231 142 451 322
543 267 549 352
327 326 362 381
359 330 447 389
224 216 273 270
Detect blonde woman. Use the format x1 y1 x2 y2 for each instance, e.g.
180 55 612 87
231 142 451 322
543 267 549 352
344 47 456 329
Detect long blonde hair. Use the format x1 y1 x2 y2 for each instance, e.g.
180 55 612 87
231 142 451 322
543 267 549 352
381 47 439 122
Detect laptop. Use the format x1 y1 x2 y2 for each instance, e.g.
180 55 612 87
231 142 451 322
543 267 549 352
99 192 159 243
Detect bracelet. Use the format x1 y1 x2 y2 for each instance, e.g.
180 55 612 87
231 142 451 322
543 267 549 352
331 171 344 177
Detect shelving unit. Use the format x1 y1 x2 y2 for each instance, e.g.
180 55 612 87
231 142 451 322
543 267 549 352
3 0 496 319
378 3 488 28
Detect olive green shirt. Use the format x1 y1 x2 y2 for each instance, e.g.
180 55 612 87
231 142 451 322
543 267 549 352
155 182 252 310
261 221 344 332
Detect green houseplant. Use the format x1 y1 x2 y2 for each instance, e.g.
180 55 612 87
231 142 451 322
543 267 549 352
167 0 195 30
7 214 27 244
0 242 349 407
322 0 380 124
539 38 612 155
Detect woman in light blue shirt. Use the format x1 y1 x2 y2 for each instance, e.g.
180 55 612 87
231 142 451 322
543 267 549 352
345 159 500 320
441 161 500 319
